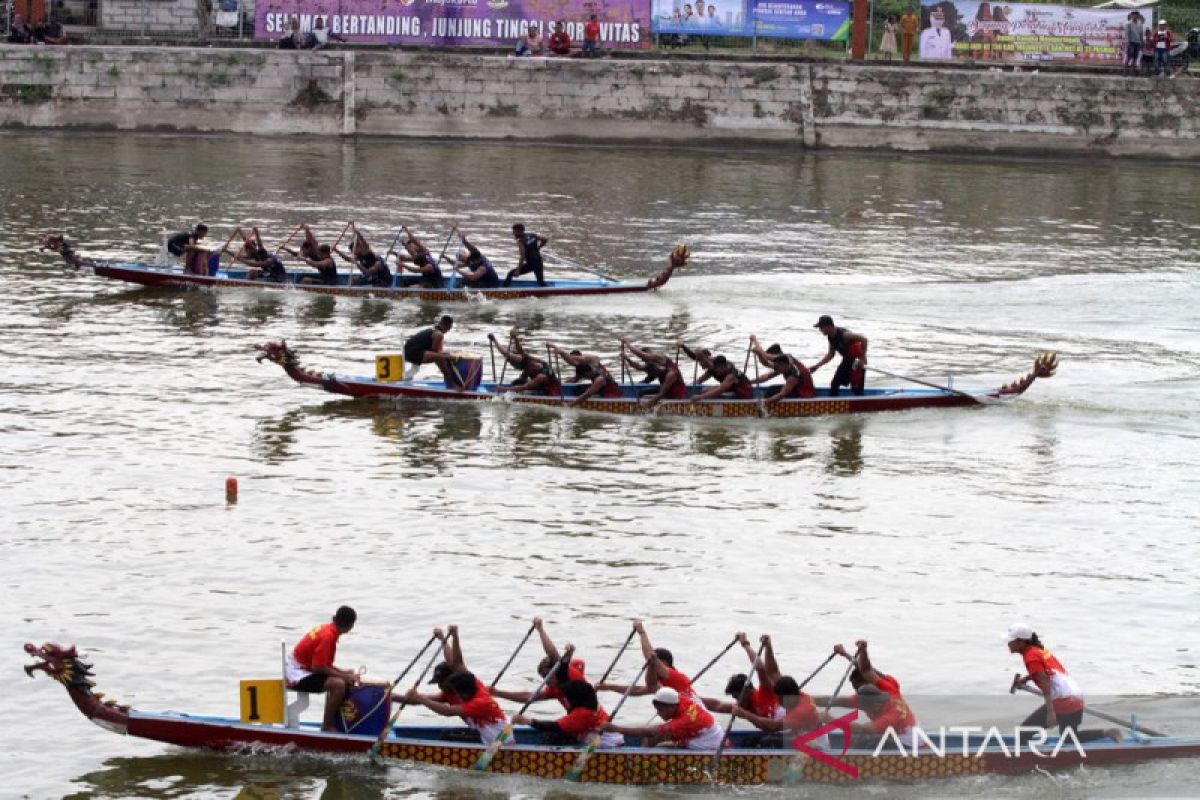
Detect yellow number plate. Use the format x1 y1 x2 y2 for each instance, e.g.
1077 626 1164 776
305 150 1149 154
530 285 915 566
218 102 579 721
375 354 404 382
239 678 285 724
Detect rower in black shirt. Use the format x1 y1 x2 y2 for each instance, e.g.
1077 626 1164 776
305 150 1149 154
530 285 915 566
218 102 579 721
167 224 207 258
490 330 562 396
335 231 392 287
548 344 623 403
232 228 286 282
452 231 501 289
392 230 444 289
503 223 548 287
690 355 755 402
403 316 456 383
285 243 339 286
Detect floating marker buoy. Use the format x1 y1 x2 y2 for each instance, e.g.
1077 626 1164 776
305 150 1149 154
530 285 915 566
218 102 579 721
226 476 238 504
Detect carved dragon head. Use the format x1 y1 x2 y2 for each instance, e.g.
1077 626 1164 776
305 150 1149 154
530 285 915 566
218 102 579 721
999 351 1059 396
255 340 300 368
24 642 130 714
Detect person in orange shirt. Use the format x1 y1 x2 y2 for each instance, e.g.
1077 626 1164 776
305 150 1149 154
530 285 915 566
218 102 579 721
597 619 698 701
899 8 919 61
733 673 826 745
604 687 725 749
817 639 917 743
1007 623 1120 743
284 606 359 731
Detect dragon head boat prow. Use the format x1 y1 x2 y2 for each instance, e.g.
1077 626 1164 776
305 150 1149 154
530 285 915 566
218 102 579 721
256 341 338 390
647 244 690 289
998 351 1059 397
24 642 130 731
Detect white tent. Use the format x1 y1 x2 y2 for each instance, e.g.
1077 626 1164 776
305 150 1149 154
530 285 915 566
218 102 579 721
1092 0 1158 8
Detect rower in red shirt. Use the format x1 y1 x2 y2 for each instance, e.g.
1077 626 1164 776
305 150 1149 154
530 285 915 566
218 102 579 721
597 619 698 702
403 624 510 744
1007 622 1120 743
284 606 360 731
818 640 918 743
604 687 725 749
702 632 783 719
493 616 588 709
513 680 624 747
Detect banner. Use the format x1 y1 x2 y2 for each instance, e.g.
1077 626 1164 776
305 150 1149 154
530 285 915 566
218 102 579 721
255 0 651 48
651 0 847 38
749 0 849 40
917 1 1128 62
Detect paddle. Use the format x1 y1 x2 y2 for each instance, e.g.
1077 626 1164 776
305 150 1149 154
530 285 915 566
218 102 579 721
691 637 739 684
273 223 305 255
546 250 609 282
473 646 575 772
369 637 444 760
825 650 858 714
1009 674 1164 737
597 629 638 686
381 223 407 270
490 622 536 689
798 653 837 690
564 657 650 782
859 362 978 400
709 639 767 773
433 225 459 278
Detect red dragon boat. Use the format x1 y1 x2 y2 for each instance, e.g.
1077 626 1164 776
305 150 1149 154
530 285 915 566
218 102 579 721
255 342 1060 419
25 642 1200 786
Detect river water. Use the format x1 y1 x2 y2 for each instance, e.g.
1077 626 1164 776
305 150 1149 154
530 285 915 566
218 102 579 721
1 132 1198 799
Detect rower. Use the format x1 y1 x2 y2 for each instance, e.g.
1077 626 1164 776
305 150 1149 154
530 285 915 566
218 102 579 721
284 243 338 286
490 330 562 396
335 232 391 287
689 355 756 403
617 338 687 407
234 228 287 283
548 344 622 403
816 640 917 744
297 224 322 261
597 620 698 701
167 224 207 260
513 680 624 747
754 352 817 402
702 632 783 720
723 634 826 746
603 686 724 750
403 316 456 383
620 351 668 386
678 341 715 382
492 617 587 708
1007 623 1120 743
391 230 445 289
452 231 500 289
810 315 869 397
403 625 510 745
40 234 93 270
284 605 360 732
503 223 548 287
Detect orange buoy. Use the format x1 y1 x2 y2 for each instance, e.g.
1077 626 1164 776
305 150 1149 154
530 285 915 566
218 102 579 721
225 476 238 504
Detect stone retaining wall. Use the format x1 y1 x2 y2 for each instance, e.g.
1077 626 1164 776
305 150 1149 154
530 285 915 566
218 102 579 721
1 45 1196 158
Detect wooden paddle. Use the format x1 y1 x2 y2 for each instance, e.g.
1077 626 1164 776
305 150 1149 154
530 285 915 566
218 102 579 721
825 650 859 714
1009 674 1164 737
565 657 650 781
859 362 980 400
709 639 767 773
691 637 739 684
473 646 575 772
369 637 444 760
273 224 305 255
546 251 609 282
490 622 536 689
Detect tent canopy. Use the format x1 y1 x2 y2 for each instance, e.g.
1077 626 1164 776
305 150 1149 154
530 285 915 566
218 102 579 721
1092 0 1158 8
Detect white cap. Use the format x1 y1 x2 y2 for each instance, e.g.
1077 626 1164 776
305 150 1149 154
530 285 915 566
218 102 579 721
1006 623 1034 642
652 687 680 705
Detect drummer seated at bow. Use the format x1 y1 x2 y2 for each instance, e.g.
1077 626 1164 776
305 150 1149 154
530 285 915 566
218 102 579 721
689 355 756 403
390 228 444 289
403 624 511 745
166 223 208 267
493 617 588 708
452 230 501 289
403 316 457 383
284 605 360 732
232 227 287 283
335 230 392 287
490 330 562 396
752 349 816 402
814 640 917 745
548 344 623 402
603 686 724 750
513 679 625 747
284 242 339 286
702 632 784 719
598 619 699 701
617 337 687 407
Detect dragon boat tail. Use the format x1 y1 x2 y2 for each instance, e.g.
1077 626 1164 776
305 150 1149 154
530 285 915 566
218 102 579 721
255 342 1060 419
24 643 1200 785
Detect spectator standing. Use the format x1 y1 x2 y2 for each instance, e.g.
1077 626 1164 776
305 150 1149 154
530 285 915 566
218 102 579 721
1124 12 1144 73
1152 19 1173 76
583 13 601 56
880 14 898 60
514 23 544 56
35 15 68 44
8 13 35 43
899 8 918 61
548 20 571 55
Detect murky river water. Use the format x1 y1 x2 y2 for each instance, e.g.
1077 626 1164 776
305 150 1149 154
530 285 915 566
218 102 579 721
1 132 1198 799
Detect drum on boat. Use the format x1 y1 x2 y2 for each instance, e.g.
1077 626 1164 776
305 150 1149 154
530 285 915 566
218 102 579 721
446 352 483 390
336 683 391 737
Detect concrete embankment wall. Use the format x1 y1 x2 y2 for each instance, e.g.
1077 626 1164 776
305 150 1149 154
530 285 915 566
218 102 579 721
1 45 1197 158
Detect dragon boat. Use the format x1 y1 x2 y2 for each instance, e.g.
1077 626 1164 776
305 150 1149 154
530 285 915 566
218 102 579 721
24 642 1200 786
255 342 1060 419
83 248 682 302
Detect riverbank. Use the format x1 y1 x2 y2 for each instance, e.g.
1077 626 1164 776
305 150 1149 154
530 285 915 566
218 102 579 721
1 44 1197 158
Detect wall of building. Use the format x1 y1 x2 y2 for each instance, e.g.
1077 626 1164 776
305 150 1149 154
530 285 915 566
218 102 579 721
1 45 1197 159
